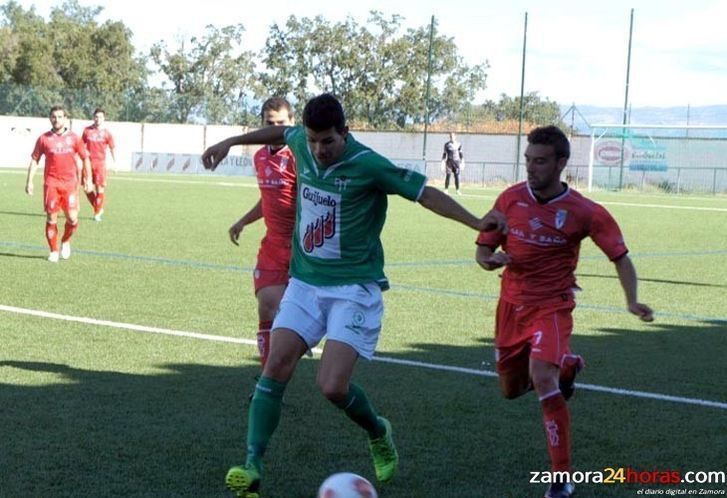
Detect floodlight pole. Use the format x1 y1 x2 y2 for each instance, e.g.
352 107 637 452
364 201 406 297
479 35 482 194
618 8 634 190
422 15 435 162
514 12 528 183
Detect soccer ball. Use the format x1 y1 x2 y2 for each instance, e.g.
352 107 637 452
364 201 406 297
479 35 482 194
317 472 378 498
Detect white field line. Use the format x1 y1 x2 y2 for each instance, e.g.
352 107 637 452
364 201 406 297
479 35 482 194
2 304 726 410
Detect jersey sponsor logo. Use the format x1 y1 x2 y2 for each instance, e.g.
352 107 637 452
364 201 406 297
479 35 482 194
299 185 341 258
555 209 568 229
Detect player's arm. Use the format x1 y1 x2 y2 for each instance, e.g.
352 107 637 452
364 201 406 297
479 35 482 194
82 156 92 192
418 186 507 233
25 159 39 195
613 254 654 322
202 126 288 171
475 244 511 271
109 145 116 163
229 200 263 246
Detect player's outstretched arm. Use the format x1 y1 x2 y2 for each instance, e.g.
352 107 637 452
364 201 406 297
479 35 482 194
418 186 507 232
202 126 288 171
229 200 263 246
613 255 654 322
418 185 479 229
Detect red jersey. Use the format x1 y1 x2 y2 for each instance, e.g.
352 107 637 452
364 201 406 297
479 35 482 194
254 145 297 241
477 182 628 304
31 130 88 187
82 125 115 164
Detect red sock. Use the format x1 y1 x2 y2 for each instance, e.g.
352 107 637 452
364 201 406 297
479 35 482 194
540 392 572 472
86 190 96 208
61 221 78 243
45 222 59 252
257 321 273 367
95 192 105 213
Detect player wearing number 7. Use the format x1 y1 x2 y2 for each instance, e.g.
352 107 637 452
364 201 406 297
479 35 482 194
476 126 653 498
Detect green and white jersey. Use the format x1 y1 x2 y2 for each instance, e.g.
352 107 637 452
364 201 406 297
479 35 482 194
284 126 427 289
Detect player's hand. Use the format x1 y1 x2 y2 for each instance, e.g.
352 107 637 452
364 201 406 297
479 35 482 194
478 209 507 234
202 140 232 171
25 183 33 195
628 302 654 322
228 219 245 246
476 250 511 271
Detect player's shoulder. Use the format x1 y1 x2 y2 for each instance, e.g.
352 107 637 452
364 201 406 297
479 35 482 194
500 182 530 200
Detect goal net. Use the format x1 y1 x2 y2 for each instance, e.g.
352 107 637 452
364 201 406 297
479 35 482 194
587 124 727 193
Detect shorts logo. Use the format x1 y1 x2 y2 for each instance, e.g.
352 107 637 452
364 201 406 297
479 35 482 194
299 185 341 259
346 311 366 335
555 209 568 229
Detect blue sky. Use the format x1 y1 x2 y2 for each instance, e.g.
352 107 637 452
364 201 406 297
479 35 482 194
12 0 727 107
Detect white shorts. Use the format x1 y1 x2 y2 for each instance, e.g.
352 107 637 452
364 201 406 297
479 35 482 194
272 277 384 360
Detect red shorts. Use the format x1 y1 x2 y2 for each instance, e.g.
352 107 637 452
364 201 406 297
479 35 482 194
84 161 107 187
253 236 291 294
494 295 576 375
44 183 79 214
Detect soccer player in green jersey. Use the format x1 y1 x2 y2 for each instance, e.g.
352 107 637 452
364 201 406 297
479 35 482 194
203 93 506 498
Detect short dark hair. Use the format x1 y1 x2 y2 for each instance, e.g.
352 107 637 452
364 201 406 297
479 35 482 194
49 105 66 116
302 93 346 132
93 108 105 116
260 97 293 121
527 125 570 160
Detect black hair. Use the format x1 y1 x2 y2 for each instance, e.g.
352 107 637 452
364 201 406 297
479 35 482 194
302 93 346 132
527 125 571 160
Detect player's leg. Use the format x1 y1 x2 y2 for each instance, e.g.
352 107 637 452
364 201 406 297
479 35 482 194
93 165 106 219
226 328 308 496
43 185 61 261
323 283 397 482
227 278 324 496
59 189 80 260
254 281 287 367
444 167 451 192
454 167 461 194
529 304 577 498
494 299 532 399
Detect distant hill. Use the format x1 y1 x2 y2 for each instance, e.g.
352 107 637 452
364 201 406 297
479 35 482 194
562 105 727 133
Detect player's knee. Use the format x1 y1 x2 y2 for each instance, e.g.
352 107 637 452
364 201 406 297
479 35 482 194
316 378 347 403
257 302 278 323
499 375 530 399
531 373 558 396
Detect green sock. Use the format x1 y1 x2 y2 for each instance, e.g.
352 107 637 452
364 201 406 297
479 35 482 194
334 383 384 439
246 376 287 472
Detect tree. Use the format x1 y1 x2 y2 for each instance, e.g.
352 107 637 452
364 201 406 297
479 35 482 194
0 0 146 118
149 24 260 124
259 12 489 129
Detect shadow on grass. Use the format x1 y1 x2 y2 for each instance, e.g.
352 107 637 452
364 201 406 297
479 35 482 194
0 210 46 219
0 251 47 260
577 271 727 289
0 319 725 498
